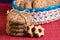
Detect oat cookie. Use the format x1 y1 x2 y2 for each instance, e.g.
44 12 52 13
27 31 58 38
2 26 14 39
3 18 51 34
16 0 24 6
19 1 25 8
10 24 26 29
20 13 32 26
6 23 11 35
24 1 32 8
7 10 25 24
10 28 25 33
54 0 60 4
33 0 48 8
10 32 25 36
47 0 56 6
40 0 48 8
33 0 42 8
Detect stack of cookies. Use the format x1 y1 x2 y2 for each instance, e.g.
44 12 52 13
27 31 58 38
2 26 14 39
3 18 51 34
6 22 26 36
16 0 60 8
6 9 45 37
6 9 32 36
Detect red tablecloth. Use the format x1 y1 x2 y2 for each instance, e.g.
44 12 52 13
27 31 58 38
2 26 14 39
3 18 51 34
0 3 60 40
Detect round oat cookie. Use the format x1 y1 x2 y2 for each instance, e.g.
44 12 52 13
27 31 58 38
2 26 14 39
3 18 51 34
6 23 11 35
7 10 26 24
10 32 25 36
6 23 27 36
40 0 48 8
33 0 48 8
19 1 25 8
16 0 25 6
33 0 42 8
20 13 32 26
10 23 26 29
54 0 60 4
10 28 25 33
24 1 32 8
47 0 57 6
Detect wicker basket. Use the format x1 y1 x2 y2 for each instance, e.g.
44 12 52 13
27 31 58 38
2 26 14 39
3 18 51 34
12 0 60 25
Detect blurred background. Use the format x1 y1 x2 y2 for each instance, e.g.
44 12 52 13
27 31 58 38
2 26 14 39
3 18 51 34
0 0 12 3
